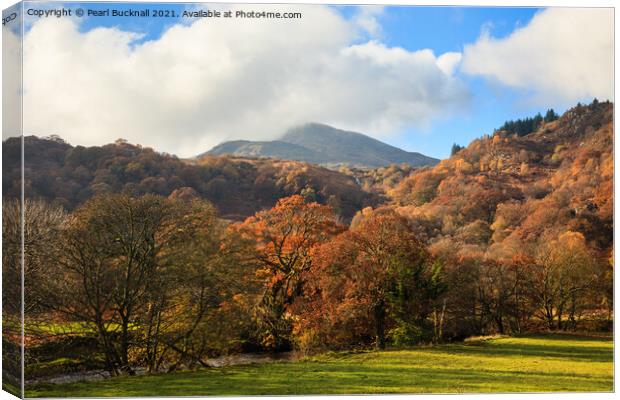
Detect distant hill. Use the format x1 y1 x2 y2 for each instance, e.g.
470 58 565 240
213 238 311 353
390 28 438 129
389 100 613 252
204 123 439 168
2 137 379 221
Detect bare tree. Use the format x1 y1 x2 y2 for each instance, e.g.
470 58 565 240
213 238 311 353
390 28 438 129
46 194 255 375
531 232 597 330
47 194 170 375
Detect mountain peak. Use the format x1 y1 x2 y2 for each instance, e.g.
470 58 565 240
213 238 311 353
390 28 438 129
205 123 438 168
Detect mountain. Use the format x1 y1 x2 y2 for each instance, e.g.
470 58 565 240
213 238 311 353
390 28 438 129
204 123 439 168
207 140 331 164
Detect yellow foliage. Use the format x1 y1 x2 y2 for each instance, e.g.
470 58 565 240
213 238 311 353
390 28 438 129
455 159 474 174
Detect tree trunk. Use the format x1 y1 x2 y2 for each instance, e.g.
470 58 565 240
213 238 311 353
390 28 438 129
120 315 135 375
433 299 447 343
374 299 386 350
514 276 522 334
568 293 577 331
92 313 122 376
495 314 504 334
544 301 554 330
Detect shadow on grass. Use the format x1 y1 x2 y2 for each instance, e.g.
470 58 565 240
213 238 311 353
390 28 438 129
433 342 612 363
515 332 614 342
26 333 613 397
27 361 612 397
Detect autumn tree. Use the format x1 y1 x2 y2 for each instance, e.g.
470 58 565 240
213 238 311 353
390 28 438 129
3 199 67 386
433 253 483 339
45 194 173 374
137 198 257 372
476 257 535 335
598 250 613 323
239 195 342 350
299 208 443 350
46 194 252 375
530 231 598 330
3 199 68 317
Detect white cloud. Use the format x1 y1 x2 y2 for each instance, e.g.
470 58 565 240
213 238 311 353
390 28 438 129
436 52 462 76
22 5 469 156
352 6 384 38
461 8 613 104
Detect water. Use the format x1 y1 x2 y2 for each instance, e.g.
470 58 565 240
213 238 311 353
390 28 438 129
27 352 296 385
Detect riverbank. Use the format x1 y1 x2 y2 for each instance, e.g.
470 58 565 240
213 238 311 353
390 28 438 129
27 333 613 397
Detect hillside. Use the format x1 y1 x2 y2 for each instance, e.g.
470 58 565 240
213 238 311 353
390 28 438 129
2 101 611 235
205 123 439 168
2 137 379 221
388 100 613 257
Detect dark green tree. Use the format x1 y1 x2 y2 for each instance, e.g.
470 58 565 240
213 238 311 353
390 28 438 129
450 143 465 156
544 109 559 123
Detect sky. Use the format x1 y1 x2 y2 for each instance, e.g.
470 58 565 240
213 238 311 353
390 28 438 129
4 3 614 158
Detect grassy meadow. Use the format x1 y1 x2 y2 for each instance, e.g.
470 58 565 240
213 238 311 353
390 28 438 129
27 333 613 397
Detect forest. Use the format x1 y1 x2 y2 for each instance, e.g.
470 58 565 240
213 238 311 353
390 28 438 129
1 100 613 390
2 135 377 221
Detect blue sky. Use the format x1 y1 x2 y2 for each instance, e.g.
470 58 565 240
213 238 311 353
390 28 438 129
367 6 544 157
75 2 187 39
17 3 613 158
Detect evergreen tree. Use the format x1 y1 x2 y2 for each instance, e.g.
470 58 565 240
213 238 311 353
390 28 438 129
498 112 545 137
544 109 559 123
450 143 465 156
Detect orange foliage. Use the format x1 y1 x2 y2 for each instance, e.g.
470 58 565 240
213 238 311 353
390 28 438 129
238 195 343 349
296 207 437 349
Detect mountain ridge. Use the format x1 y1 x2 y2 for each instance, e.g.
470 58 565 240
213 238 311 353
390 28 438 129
204 123 439 168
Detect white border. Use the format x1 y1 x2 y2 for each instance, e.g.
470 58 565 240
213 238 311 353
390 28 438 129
0 1 616 400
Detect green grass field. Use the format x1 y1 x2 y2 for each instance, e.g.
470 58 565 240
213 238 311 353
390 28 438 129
27 333 613 397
